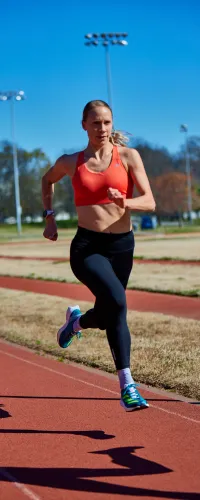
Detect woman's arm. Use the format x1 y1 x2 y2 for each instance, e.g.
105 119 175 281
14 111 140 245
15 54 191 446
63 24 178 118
107 148 156 212
42 154 75 241
42 154 74 210
125 148 156 211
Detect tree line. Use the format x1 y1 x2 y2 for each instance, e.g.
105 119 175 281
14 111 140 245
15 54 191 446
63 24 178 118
0 137 200 221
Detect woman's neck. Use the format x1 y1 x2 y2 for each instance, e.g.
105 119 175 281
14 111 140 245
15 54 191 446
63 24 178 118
84 141 113 160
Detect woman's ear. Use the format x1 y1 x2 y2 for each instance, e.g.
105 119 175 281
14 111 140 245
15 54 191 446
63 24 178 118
82 120 87 131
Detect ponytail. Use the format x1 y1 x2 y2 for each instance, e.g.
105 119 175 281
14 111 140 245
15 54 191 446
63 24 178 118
109 130 129 147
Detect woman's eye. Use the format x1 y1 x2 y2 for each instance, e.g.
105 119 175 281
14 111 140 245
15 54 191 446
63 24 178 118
93 121 111 125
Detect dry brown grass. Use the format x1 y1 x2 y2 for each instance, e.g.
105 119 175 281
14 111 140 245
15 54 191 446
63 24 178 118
0 258 76 283
1 233 200 260
0 288 199 400
129 262 200 295
135 237 200 260
0 258 199 295
0 240 72 258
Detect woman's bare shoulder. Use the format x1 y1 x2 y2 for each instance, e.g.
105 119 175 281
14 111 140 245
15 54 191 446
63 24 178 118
55 150 81 177
118 146 136 166
118 146 138 158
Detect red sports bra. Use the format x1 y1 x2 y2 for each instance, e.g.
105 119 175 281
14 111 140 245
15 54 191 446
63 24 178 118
72 146 134 207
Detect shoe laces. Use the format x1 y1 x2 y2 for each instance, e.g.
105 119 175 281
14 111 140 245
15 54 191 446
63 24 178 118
125 383 140 399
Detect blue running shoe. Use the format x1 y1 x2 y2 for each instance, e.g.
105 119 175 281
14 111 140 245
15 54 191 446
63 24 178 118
57 305 82 348
120 383 149 412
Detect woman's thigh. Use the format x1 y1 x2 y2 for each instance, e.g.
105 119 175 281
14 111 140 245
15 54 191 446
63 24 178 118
110 249 134 289
71 252 125 301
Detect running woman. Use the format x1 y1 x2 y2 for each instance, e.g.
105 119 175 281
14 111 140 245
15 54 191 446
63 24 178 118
42 100 156 411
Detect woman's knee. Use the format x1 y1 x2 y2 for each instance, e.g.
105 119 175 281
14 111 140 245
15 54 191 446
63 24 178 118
105 289 127 316
97 320 106 330
94 293 126 329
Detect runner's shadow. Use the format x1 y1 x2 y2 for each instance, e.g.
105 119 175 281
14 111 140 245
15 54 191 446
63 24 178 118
0 429 115 440
1 440 198 498
0 446 172 483
0 395 199 404
0 395 118 401
90 446 172 476
66 430 115 440
1 395 199 404
1 457 198 499
0 405 11 419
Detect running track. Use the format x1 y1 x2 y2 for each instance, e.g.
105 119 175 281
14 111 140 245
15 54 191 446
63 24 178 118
0 340 199 500
0 276 200 320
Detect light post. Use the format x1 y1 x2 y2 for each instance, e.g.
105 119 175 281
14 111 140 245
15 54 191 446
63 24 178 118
180 124 192 221
84 33 128 110
0 90 26 234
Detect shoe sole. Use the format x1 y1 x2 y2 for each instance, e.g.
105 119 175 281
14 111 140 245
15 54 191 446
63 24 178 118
57 322 74 348
120 399 149 412
57 305 80 348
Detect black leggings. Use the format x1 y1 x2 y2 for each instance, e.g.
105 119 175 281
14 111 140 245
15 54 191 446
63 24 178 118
70 226 134 370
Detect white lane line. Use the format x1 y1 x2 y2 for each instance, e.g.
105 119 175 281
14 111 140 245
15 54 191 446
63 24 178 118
0 348 199 424
146 404 200 423
0 468 41 500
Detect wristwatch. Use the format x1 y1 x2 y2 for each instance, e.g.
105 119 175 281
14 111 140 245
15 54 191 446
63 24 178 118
43 210 55 219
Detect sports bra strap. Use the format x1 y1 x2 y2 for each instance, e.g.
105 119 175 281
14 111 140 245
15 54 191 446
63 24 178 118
76 146 127 171
111 145 118 162
115 145 128 173
76 150 84 167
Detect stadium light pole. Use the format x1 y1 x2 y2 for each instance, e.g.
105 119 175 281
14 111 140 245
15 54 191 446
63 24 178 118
180 124 192 221
0 90 26 234
84 33 128 110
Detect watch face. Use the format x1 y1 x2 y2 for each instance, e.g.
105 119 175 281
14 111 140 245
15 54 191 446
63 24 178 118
43 210 54 218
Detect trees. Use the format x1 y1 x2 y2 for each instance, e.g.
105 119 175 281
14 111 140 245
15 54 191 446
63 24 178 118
151 172 200 218
0 137 199 221
0 141 77 220
130 139 174 177
151 172 188 216
174 136 200 182
0 142 51 219
131 137 200 219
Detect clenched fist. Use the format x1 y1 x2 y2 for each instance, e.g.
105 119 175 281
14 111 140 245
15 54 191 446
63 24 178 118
107 187 126 208
43 216 58 241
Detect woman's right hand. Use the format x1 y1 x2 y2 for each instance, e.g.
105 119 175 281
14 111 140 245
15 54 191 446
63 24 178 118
43 216 58 241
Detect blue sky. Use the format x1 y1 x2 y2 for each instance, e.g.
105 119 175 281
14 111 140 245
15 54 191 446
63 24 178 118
0 0 199 163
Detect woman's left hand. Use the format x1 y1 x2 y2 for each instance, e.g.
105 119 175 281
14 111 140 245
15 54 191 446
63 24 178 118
107 188 126 208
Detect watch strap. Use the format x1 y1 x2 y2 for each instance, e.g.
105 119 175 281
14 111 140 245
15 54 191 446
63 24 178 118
43 210 55 219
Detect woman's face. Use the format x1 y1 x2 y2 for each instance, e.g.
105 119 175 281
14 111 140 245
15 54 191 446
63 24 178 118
82 106 113 146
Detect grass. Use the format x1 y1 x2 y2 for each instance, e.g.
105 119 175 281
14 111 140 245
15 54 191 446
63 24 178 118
0 225 76 243
1 273 200 297
1 232 200 260
0 223 200 243
133 255 200 261
0 287 199 400
134 238 200 260
0 258 200 297
156 225 200 234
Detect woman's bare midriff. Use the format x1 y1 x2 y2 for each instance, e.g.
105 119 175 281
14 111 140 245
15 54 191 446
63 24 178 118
77 203 132 233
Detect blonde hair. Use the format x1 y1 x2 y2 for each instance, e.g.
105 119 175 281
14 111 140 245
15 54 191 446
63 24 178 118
82 100 129 147
109 130 129 147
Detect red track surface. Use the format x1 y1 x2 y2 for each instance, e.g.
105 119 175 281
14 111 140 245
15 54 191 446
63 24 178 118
0 340 199 500
0 275 200 320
